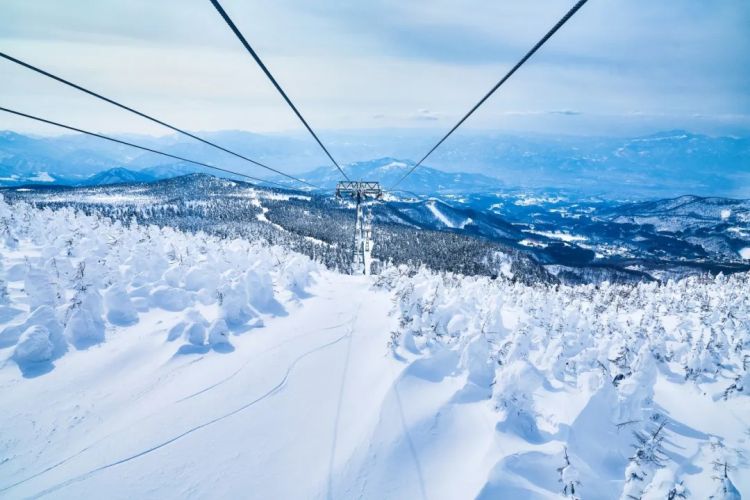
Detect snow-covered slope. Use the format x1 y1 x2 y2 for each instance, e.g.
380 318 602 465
378 267 750 498
1 199 748 499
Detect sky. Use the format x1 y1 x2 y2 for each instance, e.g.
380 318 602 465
1 0 749 139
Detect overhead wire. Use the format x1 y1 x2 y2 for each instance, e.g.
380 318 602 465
0 106 291 189
0 51 320 190
390 0 589 190
3 0 589 194
209 0 351 181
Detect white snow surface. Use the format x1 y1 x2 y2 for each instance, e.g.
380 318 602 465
426 200 456 228
514 195 567 206
0 198 749 499
28 172 54 183
518 238 548 248
379 160 408 171
426 200 471 229
525 229 589 242
376 266 750 499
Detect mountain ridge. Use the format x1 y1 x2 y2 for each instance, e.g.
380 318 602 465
2 129 748 197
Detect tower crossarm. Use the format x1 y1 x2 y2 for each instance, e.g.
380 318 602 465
335 181 383 200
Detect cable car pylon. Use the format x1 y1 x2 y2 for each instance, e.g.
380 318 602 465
335 181 383 275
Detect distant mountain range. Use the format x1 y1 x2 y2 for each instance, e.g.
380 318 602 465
82 167 155 186
1 129 748 198
298 158 505 194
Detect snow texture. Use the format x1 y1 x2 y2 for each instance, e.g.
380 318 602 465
1 197 748 499
376 265 750 498
0 198 317 372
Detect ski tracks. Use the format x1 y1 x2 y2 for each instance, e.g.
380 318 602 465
326 302 362 500
7 313 360 498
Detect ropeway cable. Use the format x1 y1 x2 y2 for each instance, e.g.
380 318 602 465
0 106 291 189
391 0 589 189
209 0 351 181
0 52 319 190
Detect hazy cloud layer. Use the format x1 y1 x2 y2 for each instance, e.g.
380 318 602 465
1 0 748 137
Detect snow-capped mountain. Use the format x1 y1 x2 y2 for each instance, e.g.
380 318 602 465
3 129 749 197
299 157 504 193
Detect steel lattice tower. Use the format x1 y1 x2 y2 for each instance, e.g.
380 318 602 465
336 181 383 275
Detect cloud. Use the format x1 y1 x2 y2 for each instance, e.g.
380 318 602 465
1 0 748 136
547 110 582 116
410 109 440 121
501 110 582 117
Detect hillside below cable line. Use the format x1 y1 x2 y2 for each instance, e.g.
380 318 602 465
2 173 749 284
0 199 747 498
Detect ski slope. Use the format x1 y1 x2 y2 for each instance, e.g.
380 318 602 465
0 200 493 499
1 199 748 499
1 273 403 499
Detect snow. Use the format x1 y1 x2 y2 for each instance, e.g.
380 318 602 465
104 284 138 326
1 198 748 498
29 171 54 182
376 266 750 498
64 289 106 349
426 200 456 228
232 188 310 202
379 160 408 171
426 200 470 229
525 229 589 242
81 194 154 204
514 195 567 206
41 193 155 205
13 325 53 364
518 238 548 248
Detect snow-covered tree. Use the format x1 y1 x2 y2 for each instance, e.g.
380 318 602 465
710 461 741 500
557 447 581 498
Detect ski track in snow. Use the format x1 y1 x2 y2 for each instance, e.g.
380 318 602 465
391 366 429 500
0 316 360 496
175 316 355 404
426 201 455 228
25 328 355 499
326 303 360 500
